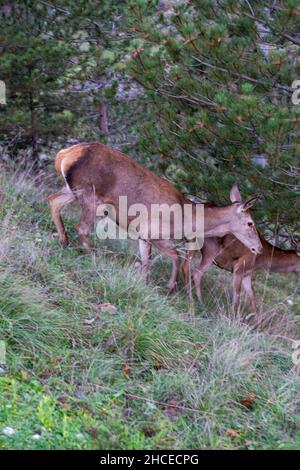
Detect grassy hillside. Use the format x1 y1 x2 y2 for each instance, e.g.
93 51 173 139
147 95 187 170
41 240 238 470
0 168 299 450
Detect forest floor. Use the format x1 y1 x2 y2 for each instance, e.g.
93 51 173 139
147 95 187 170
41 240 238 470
0 167 299 450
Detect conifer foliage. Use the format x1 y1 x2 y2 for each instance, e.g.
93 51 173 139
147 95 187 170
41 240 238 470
0 0 125 162
128 0 300 231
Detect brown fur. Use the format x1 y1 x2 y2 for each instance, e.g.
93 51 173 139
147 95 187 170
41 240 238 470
193 232 300 312
48 143 262 291
54 143 92 176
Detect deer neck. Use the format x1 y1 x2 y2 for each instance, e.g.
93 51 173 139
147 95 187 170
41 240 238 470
203 205 233 237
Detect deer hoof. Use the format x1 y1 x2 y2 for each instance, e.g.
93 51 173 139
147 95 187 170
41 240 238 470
83 244 93 252
61 238 69 249
167 281 178 292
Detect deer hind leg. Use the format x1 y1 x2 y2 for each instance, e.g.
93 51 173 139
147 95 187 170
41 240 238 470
152 240 180 292
47 187 75 248
76 192 98 252
242 274 258 314
138 239 152 281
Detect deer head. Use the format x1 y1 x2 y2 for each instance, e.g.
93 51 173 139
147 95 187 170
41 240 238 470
228 183 262 255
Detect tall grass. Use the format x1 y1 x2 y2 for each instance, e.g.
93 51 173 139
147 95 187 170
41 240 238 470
0 168 299 449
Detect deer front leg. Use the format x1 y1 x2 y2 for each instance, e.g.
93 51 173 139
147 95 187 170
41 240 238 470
182 241 197 285
182 245 197 301
47 187 75 248
153 240 180 292
232 267 243 312
138 239 152 281
242 274 258 314
193 238 220 304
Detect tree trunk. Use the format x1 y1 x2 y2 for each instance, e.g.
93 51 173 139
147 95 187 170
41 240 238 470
99 98 109 136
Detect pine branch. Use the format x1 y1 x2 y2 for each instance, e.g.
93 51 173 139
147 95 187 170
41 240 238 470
241 11 300 47
191 56 292 93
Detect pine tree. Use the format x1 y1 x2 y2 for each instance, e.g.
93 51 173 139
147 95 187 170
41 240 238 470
127 0 300 233
0 0 126 164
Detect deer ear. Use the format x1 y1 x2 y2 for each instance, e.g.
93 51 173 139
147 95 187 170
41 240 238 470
230 183 242 203
240 195 259 212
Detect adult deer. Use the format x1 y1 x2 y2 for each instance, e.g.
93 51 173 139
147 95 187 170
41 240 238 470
48 142 262 290
191 205 300 312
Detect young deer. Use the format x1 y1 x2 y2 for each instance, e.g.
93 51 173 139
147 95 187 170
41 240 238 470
139 185 262 290
48 142 262 290
191 201 300 312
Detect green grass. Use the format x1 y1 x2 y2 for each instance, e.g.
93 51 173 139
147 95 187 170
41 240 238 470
0 168 299 449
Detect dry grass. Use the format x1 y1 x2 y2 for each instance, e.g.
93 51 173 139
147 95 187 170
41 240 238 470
0 167 300 449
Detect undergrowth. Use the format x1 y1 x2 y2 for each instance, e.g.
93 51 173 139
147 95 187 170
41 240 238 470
0 169 299 449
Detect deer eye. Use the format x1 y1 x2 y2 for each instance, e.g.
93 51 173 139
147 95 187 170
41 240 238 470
248 221 254 227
